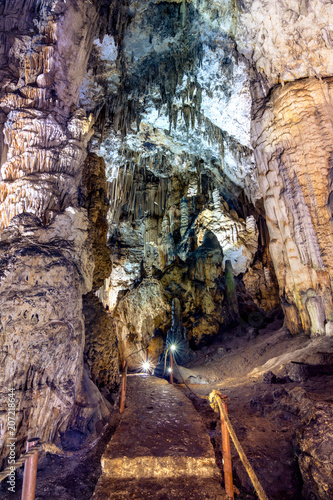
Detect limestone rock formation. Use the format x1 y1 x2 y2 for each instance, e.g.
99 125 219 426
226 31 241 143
0 0 107 467
1 2 333 496
243 246 280 312
252 77 333 336
236 0 333 86
83 292 119 391
112 279 170 369
0 211 92 468
81 153 112 291
297 402 333 500
161 231 226 347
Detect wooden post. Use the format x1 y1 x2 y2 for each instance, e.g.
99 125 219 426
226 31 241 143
170 351 174 385
220 400 234 499
119 360 127 414
21 438 39 500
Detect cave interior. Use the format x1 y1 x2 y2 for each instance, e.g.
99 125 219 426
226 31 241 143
0 0 333 499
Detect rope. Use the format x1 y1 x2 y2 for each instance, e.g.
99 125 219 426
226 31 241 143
0 443 41 483
0 410 116 484
209 390 269 500
172 356 202 397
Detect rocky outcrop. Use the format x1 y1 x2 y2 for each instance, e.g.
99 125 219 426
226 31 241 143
83 292 119 391
0 0 105 466
161 231 226 347
0 210 93 468
297 402 333 500
0 0 96 230
236 0 333 86
112 279 170 369
81 153 111 291
243 246 280 312
252 77 333 336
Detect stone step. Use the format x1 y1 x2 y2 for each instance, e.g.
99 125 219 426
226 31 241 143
93 476 227 499
92 375 227 499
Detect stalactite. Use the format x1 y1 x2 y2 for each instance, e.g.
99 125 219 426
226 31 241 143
180 196 189 238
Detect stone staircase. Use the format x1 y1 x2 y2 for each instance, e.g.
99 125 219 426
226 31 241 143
92 375 227 499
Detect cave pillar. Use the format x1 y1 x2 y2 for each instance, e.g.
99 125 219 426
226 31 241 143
0 0 98 466
252 77 333 336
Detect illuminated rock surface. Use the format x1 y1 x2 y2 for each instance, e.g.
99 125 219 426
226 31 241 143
0 0 333 498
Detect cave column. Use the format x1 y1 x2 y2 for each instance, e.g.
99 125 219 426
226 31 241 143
0 0 99 466
252 77 333 336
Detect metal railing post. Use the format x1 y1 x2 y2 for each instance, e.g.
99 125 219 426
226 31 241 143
21 438 39 500
170 350 174 384
220 399 234 500
119 360 127 414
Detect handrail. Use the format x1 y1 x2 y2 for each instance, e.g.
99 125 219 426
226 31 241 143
119 360 128 414
209 390 269 500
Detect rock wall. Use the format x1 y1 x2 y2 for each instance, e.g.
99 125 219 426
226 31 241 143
81 153 112 290
0 0 103 466
236 0 333 86
83 292 119 391
252 75 333 337
234 0 333 336
1 0 332 487
88 0 267 359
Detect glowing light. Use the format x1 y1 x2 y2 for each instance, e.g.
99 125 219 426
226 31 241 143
167 367 172 373
142 361 151 372
170 344 176 352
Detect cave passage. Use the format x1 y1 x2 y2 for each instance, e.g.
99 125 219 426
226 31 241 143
0 0 333 499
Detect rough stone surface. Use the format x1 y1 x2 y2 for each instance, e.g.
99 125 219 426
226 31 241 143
0 0 106 467
236 0 333 86
0 213 90 467
252 77 333 336
297 402 333 500
1 1 333 497
243 246 280 312
83 292 119 391
112 279 171 369
81 154 112 291
92 375 227 499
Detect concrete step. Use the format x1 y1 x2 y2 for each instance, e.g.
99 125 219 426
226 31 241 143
92 375 227 499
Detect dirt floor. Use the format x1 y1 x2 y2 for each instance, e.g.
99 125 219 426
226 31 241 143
182 316 333 499
1 315 333 499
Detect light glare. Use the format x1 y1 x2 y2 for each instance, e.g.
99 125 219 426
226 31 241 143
142 361 150 372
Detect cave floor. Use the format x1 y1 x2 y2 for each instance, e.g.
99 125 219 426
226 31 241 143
1 318 333 499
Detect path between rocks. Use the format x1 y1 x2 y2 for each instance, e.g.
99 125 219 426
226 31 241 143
92 375 227 499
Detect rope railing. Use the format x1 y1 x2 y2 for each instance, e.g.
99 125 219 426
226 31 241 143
167 355 269 500
209 390 269 500
1 358 269 500
0 442 41 483
118 349 269 500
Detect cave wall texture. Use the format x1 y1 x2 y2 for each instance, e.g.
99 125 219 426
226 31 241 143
0 0 333 487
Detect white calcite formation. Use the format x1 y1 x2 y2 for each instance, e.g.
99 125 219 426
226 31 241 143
0 0 108 468
236 0 333 86
1 1 333 493
252 77 333 337
89 0 263 345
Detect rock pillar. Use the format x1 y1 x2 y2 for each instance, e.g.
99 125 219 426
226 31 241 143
0 0 98 466
252 77 333 336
